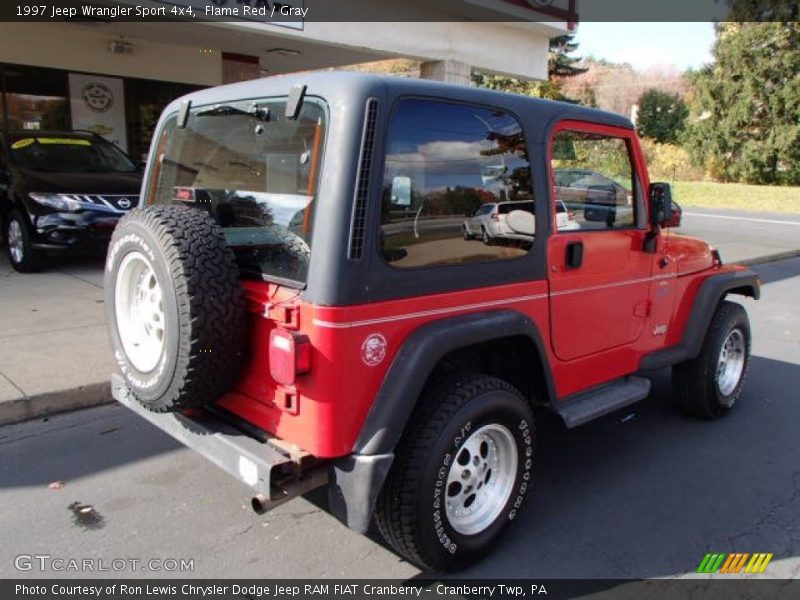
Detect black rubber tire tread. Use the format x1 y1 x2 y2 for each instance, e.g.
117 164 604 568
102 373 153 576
374 372 531 571
672 300 750 419
6 210 43 273
108 205 245 412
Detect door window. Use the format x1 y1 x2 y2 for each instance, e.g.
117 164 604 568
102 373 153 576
551 131 637 231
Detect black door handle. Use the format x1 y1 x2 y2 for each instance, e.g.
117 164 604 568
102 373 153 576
565 241 583 269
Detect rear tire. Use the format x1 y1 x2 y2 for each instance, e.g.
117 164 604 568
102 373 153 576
6 210 43 273
374 373 535 571
481 227 492 246
105 205 245 412
672 300 751 418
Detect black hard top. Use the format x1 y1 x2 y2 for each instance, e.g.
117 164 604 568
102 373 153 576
164 71 634 134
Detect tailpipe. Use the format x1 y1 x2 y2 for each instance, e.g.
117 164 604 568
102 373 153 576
251 466 329 515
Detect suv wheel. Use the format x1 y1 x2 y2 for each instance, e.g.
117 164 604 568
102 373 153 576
462 225 472 241
672 300 751 418
481 227 492 246
5 210 43 273
374 373 535 571
105 205 245 412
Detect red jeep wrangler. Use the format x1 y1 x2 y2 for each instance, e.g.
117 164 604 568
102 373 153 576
106 73 759 571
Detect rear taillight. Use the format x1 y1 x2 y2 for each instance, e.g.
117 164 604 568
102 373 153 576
491 213 500 221
173 187 195 202
269 329 311 386
568 210 576 220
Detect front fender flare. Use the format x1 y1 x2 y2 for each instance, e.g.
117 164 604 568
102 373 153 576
640 269 760 371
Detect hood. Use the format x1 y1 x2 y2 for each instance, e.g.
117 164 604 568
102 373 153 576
15 169 142 195
665 233 714 275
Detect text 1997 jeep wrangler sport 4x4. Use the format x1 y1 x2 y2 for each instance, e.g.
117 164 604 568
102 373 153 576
107 73 759 571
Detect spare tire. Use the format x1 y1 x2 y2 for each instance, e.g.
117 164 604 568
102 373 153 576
105 205 245 412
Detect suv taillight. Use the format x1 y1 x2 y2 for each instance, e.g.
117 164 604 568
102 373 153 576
269 329 311 386
491 213 500 221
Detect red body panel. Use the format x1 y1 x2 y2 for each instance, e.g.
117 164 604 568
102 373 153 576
219 281 552 458
218 253 732 458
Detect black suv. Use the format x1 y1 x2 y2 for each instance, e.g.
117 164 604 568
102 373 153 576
0 131 142 272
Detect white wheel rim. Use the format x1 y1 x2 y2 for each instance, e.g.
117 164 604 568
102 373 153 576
8 220 24 264
445 423 518 536
717 328 745 398
114 251 166 373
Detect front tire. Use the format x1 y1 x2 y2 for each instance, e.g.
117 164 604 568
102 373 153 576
374 373 535 571
5 210 43 273
672 300 751 418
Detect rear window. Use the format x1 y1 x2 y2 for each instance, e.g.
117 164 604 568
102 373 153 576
148 98 326 286
497 201 534 214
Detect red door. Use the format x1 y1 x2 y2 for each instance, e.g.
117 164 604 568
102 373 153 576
547 122 654 361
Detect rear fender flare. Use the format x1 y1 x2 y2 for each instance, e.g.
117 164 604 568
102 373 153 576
355 309 554 455
329 309 553 532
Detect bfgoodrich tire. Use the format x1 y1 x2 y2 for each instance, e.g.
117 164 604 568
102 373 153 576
672 300 751 419
105 205 245 412
374 373 535 571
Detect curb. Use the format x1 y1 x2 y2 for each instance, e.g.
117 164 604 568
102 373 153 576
0 382 113 427
739 249 800 267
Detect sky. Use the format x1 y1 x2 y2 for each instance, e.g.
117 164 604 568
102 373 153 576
574 23 716 72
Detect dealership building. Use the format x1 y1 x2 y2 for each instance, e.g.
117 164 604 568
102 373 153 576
0 0 574 160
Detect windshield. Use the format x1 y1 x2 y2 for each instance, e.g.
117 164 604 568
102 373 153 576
9 135 137 173
148 99 326 286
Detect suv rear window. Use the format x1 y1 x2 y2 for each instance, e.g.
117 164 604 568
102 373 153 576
148 99 326 286
497 201 534 214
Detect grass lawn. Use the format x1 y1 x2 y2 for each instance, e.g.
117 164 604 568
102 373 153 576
673 181 800 213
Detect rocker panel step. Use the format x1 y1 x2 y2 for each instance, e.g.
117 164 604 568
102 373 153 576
555 376 652 428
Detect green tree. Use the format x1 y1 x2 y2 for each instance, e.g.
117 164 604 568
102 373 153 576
636 89 688 144
548 35 589 79
473 35 588 103
684 22 800 184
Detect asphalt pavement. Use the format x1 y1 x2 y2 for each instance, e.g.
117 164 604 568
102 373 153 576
680 206 800 265
1 257 798 579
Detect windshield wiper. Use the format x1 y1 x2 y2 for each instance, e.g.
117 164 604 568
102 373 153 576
195 104 270 121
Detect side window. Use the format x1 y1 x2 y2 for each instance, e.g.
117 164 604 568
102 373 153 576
551 130 636 231
380 99 534 269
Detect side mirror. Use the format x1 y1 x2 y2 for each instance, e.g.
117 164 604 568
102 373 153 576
649 182 673 228
584 204 610 223
390 176 411 206
664 201 682 228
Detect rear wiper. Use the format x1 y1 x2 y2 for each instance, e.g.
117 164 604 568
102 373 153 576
195 104 270 121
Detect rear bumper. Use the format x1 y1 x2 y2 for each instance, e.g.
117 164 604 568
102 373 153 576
111 373 326 503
